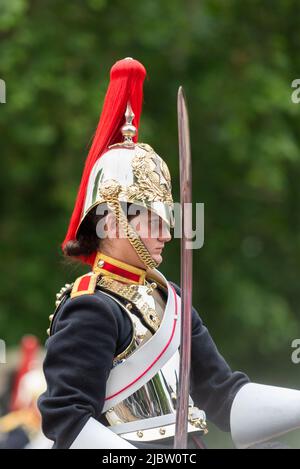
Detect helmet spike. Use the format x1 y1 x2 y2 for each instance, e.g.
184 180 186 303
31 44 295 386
121 102 136 146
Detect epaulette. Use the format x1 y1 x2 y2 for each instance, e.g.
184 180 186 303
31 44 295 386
70 273 100 299
47 273 100 336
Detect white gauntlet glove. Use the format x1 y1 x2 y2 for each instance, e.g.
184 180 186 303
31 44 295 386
230 382 300 448
70 417 137 449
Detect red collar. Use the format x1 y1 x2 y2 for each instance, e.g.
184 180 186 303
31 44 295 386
93 251 147 285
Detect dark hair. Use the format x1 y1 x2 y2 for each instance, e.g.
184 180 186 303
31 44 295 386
63 202 140 259
63 208 102 258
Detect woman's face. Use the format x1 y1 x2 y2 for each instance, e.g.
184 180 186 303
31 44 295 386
130 209 172 266
101 208 172 268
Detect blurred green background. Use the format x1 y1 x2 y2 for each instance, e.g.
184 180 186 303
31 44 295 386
1 0 300 447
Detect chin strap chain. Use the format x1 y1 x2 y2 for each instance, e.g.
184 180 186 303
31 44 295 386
105 196 159 270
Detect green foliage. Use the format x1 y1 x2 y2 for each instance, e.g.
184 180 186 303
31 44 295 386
1 0 300 381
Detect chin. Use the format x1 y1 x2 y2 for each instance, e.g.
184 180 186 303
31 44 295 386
152 253 163 265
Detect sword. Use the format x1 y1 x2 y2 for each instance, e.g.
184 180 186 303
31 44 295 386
174 86 193 449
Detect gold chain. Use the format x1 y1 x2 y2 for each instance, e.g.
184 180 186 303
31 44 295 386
105 196 159 270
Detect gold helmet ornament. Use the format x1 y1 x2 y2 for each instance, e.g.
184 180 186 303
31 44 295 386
62 58 174 270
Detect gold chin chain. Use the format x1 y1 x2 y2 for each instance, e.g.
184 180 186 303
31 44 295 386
105 196 159 271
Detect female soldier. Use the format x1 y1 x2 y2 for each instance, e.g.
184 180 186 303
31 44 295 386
38 58 300 449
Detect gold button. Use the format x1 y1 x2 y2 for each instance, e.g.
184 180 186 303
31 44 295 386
125 302 133 310
49 314 54 322
47 328 50 336
97 260 105 267
151 282 157 289
159 428 166 435
137 431 143 438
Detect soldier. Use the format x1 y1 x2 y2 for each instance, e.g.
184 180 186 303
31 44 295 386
38 58 300 449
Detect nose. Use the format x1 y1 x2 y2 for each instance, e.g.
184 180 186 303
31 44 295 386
158 220 172 243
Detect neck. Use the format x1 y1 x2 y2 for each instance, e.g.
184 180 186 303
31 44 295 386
92 251 147 285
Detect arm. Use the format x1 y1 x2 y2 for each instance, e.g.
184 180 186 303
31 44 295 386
38 293 136 449
169 281 250 431
170 281 300 448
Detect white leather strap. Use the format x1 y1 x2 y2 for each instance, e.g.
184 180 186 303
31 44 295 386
102 269 181 412
70 417 137 449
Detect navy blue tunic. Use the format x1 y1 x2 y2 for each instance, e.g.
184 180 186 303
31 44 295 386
38 280 250 448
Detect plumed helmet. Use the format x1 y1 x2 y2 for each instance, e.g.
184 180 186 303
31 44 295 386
63 58 174 270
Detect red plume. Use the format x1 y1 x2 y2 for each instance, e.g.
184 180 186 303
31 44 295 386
62 58 146 265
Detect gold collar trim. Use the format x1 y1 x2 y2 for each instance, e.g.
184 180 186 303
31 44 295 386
93 251 147 285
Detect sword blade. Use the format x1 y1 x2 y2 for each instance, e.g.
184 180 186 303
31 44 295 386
174 86 193 449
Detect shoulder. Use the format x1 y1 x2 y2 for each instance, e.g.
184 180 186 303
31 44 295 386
70 273 100 299
48 273 128 337
47 273 134 349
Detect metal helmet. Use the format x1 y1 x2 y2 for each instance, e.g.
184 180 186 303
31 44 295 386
77 104 175 270
63 58 174 270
